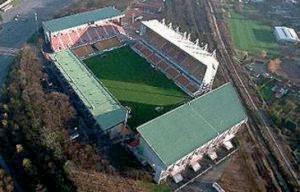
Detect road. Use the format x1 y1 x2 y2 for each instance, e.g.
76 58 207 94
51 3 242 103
204 0 299 191
0 0 80 89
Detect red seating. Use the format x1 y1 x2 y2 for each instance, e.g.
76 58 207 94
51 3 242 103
157 61 169 70
132 40 200 96
186 83 199 93
166 67 179 79
176 52 187 63
87 27 99 41
96 26 109 39
73 45 95 59
69 31 80 46
176 75 190 86
80 29 91 44
141 46 152 57
51 36 62 51
149 54 161 64
95 37 121 51
60 33 71 48
103 25 115 37
50 22 126 52
192 65 207 80
143 28 206 84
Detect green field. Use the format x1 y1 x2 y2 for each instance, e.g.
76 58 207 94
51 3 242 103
259 79 275 101
85 46 189 128
228 9 279 57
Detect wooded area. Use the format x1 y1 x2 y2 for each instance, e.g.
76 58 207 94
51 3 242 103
1 46 158 191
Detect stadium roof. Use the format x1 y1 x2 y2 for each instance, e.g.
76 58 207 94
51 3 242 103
49 50 127 132
137 82 247 167
141 19 219 86
43 6 124 33
274 26 300 43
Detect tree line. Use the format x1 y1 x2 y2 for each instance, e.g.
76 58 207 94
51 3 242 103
2 46 157 191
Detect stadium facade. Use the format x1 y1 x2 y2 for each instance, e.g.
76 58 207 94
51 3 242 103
134 83 247 183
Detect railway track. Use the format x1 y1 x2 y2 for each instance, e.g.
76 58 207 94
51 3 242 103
199 0 300 191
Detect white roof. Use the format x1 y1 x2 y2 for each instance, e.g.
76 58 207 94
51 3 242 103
274 26 299 42
142 19 219 86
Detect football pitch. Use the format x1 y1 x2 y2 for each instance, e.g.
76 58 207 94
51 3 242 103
228 9 279 57
85 46 189 128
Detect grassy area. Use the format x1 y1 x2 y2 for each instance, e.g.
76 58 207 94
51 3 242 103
143 182 171 192
85 46 189 128
12 0 22 6
260 86 273 101
259 79 275 101
228 9 279 57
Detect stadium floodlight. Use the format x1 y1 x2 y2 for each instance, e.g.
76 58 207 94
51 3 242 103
34 12 38 31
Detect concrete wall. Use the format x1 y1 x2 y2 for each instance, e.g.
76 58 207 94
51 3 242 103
137 137 166 182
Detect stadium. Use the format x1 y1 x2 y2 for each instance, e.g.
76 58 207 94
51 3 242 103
43 6 247 184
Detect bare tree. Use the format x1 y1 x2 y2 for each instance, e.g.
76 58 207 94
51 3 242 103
268 58 282 73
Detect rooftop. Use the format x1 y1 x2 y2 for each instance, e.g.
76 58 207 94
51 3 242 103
141 19 219 85
49 50 127 132
274 26 299 42
137 82 247 167
43 6 124 33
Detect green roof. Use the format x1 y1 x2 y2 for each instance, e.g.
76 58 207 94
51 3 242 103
49 50 127 132
43 6 124 32
137 82 247 167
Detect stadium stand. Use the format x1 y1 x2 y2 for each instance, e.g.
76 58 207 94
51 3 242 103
73 45 95 59
149 53 161 64
95 36 122 52
132 41 199 95
136 19 219 96
49 49 128 135
48 24 125 53
165 67 179 79
44 7 130 139
135 83 247 183
43 7 126 53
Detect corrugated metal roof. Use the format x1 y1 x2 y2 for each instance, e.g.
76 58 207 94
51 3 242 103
43 6 124 32
141 19 219 86
137 82 247 167
49 50 127 132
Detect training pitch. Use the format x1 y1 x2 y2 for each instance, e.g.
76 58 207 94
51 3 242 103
85 46 189 128
228 9 279 56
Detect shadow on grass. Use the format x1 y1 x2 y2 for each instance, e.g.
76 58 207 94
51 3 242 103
84 46 182 89
105 82 189 100
121 100 186 128
252 28 276 43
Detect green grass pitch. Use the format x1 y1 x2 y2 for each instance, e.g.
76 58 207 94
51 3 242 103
84 46 189 128
228 10 279 57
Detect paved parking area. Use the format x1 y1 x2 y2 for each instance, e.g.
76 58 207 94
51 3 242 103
0 0 80 91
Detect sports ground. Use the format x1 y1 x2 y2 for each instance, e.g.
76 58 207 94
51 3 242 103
228 9 279 57
85 46 189 127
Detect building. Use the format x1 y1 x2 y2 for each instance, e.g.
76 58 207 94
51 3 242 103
42 6 125 52
134 83 247 183
138 19 219 96
274 26 300 43
49 50 128 138
43 7 129 137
